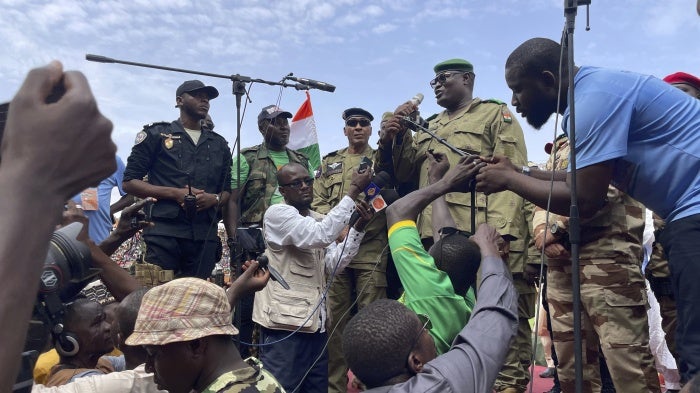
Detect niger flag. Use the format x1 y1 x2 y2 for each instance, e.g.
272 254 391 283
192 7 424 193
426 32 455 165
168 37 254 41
289 91 321 173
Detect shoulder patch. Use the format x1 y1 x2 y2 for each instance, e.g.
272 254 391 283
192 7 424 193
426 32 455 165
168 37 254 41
325 161 343 177
134 131 148 145
501 106 513 123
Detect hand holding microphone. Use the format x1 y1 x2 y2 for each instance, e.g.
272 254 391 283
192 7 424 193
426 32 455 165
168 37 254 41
379 93 424 146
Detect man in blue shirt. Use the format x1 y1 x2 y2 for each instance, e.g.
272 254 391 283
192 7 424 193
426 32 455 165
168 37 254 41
475 37 700 384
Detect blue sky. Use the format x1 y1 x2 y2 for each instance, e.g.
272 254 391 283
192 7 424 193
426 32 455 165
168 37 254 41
1 0 698 166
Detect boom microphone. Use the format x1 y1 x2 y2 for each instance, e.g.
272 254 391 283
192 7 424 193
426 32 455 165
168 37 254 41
286 76 336 93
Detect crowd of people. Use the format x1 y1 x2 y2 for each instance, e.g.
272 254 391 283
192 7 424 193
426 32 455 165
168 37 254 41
1 31 700 393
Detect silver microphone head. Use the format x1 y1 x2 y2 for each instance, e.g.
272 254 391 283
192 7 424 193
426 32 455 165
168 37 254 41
410 93 424 106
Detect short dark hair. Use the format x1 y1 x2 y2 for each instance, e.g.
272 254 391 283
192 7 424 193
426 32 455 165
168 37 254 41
116 288 148 338
342 299 418 388
429 233 481 296
62 297 93 331
506 37 568 79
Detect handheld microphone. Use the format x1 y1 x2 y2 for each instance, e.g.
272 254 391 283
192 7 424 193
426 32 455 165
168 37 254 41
410 93 424 106
256 255 290 290
286 75 336 93
348 171 393 227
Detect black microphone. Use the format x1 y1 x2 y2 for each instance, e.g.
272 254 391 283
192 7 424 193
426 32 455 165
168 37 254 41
348 171 394 227
256 255 290 290
286 75 336 93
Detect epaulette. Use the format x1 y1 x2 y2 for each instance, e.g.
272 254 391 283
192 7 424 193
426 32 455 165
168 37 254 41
424 113 438 122
142 121 169 131
483 99 514 123
482 98 506 105
322 150 339 160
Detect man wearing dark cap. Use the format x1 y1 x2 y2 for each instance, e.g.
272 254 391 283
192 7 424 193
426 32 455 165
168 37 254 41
664 72 700 99
223 104 311 357
312 107 389 393
123 80 232 282
378 58 534 393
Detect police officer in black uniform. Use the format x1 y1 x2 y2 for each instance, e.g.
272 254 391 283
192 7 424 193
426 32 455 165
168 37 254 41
123 80 232 279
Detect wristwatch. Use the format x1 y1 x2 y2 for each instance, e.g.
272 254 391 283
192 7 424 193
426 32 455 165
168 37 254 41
550 221 565 236
215 193 221 205
226 237 236 249
521 165 531 176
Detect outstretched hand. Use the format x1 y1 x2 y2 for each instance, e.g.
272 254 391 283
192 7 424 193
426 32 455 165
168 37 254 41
470 223 503 259
113 197 156 240
441 155 486 193
2 61 116 201
475 155 518 195
239 259 271 294
426 151 450 184
353 199 374 231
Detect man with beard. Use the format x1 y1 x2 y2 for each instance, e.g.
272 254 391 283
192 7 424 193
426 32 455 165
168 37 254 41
123 80 232 281
378 58 534 393
476 37 700 385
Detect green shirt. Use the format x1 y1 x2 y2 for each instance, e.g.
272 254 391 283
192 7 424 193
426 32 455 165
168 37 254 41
388 220 475 355
231 150 293 205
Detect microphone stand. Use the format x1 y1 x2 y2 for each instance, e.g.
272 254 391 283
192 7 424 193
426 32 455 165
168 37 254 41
562 2 590 392
85 54 334 350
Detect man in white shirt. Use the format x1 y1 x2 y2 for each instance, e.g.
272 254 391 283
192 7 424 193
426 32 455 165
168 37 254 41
252 162 372 393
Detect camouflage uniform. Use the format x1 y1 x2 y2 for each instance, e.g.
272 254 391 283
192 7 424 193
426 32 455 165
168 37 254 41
237 143 309 226
532 136 660 393
201 358 285 393
645 214 679 364
381 97 534 392
312 145 388 393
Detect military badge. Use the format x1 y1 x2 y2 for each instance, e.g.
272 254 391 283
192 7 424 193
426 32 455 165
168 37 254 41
134 131 147 145
164 137 173 149
325 162 343 176
501 107 513 123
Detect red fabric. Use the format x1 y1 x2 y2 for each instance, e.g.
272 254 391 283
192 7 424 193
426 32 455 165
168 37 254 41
663 72 700 90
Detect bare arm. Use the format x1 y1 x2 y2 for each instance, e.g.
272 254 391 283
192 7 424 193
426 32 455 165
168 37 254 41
223 188 241 240
426 153 459 243
0 61 116 392
386 155 484 228
475 155 613 218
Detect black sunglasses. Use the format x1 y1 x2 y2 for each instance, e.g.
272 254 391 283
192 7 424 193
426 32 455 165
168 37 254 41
345 118 371 127
280 178 314 189
429 71 467 88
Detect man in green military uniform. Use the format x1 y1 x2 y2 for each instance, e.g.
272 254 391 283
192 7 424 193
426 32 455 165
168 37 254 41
312 107 388 393
223 104 309 357
378 58 534 393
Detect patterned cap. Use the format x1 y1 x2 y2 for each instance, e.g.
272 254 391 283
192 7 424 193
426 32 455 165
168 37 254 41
125 277 237 346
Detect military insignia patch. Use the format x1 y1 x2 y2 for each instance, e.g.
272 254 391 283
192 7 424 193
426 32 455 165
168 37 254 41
501 107 513 123
134 131 147 145
325 162 343 176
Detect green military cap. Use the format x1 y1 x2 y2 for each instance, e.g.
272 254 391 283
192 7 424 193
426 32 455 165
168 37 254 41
433 58 474 74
